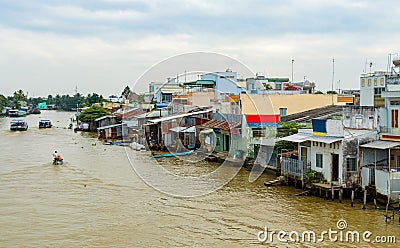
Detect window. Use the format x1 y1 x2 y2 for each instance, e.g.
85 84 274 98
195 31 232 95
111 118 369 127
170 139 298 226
374 87 384 95
380 78 384 86
361 79 365 87
279 108 287 117
216 137 220 146
368 79 371 86
374 78 377 86
252 129 265 138
316 154 323 168
347 157 357 171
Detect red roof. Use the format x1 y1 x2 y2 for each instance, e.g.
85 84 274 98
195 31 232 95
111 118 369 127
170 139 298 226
201 119 241 131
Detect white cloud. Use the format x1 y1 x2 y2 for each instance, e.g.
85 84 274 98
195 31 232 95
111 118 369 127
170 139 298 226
1 0 400 96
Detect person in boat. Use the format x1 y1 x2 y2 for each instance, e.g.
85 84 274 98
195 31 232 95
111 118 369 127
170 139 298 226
53 151 58 163
53 150 63 164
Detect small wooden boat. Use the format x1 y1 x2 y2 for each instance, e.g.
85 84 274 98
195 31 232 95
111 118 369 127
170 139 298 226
10 119 28 131
53 159 64 165
39 120 52 128
150 150 194 158
31 108 41 114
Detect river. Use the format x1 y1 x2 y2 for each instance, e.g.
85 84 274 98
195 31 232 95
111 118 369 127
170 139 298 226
0 111 399 247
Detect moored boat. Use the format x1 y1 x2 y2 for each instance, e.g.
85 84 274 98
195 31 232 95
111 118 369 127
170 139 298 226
150 150 194 158
10 119 28 131
31 108 41 114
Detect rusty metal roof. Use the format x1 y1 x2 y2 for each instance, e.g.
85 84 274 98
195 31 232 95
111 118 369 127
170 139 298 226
201 119 241 130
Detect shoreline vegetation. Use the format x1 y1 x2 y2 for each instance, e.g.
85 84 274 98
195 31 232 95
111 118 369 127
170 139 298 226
0 86 145 112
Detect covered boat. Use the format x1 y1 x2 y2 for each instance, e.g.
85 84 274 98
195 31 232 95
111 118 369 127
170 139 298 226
10 119 28 131
39 120 52 128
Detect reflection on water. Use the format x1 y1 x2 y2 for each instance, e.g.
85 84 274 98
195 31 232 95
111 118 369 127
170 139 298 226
0 111 399 247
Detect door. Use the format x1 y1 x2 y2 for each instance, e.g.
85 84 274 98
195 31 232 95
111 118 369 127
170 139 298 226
300 147 308 163
391 109 398 129
223 134 230 151
332 154 339 182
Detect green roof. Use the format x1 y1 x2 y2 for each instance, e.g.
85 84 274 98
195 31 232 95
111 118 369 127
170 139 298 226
183 80 215 86
266 78 290 82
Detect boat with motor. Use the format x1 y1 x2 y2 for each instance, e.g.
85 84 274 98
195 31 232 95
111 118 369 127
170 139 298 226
39 120 52 128
53 159 64 165
10 119 28 131
9 109 27 117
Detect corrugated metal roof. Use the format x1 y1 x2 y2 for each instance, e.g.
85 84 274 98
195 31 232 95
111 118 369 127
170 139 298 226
279 129 376 144
95 115 115 122
97 123 125 130
307 136 343 144
201 119 241 130
279 133 312 143
160 88 184 94
360 140 400 149
148 109 212 123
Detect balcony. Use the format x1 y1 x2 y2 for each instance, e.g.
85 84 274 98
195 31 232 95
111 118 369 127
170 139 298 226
380 127 400 141
281 157 311 178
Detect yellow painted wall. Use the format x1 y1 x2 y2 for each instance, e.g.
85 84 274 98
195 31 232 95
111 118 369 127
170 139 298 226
240 93 343 115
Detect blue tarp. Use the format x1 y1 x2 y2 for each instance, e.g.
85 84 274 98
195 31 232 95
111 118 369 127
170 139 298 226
312 119 327 133
155 103 168 108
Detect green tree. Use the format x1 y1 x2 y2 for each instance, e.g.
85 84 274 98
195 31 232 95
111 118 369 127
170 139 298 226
122 85 132 99
12 89 26 109
78 105 108 131
314 90 323 94
0 94 7 108
326 90 337 94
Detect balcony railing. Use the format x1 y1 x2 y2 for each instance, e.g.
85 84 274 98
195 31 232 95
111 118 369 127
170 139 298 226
281 157 310 178
380 126 400 135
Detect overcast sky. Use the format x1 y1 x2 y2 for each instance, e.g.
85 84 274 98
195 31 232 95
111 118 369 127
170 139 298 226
1 0 399 97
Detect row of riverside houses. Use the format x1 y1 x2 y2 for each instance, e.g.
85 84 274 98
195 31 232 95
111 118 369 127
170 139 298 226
94 69 359 181
280 56 400 204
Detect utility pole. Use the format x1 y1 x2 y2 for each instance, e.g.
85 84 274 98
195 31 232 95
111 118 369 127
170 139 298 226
291 59 295 82
332 58 335 105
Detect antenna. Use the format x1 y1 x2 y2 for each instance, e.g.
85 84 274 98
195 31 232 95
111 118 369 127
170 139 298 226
331 58 335 105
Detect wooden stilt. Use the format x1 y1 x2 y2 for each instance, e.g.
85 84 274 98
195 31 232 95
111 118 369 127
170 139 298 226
362 189 367 210
325 189 328 200
385 194 390 222
351 190 355 207
331 185 335 201
374 199 377 209
339 188 343 203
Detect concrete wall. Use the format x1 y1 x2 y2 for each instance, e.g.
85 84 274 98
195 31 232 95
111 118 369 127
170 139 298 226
342 107 378 130
342 131 378 186
240 93 343 116
202 72 237 100
310 141 343 183
189 92 214 107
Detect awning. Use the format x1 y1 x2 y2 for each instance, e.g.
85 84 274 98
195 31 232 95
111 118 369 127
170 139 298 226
97 123 125 130
148 109 212 124
170 126 187 132
251 138 275 146
279 133 312 143
360 140 400 150
182 126 196 133
307 136 343 144
200 129 214 134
